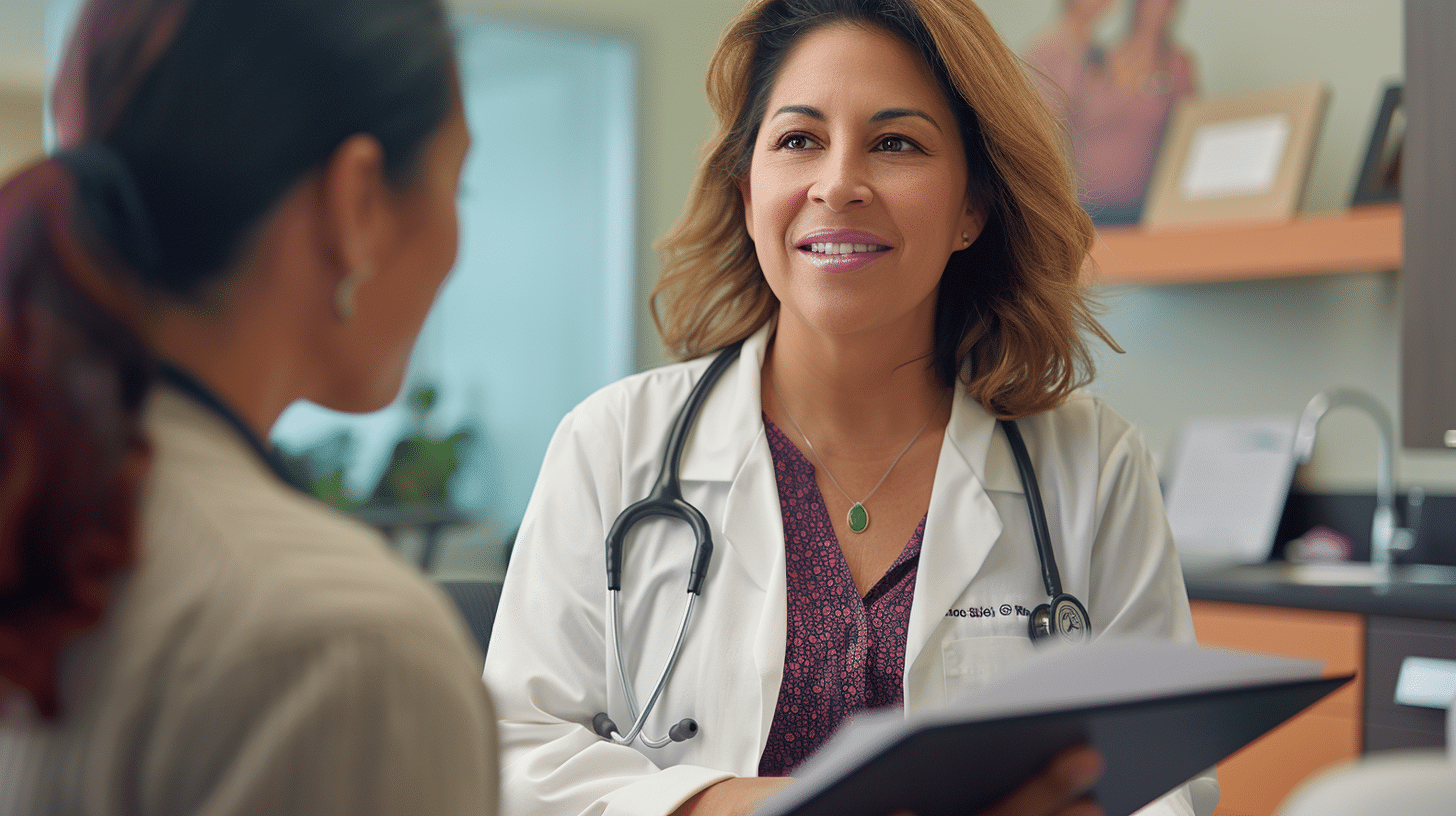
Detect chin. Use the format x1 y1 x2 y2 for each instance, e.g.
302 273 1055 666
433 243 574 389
312 375 406 416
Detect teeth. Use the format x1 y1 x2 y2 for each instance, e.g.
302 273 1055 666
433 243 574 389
808 242 886 255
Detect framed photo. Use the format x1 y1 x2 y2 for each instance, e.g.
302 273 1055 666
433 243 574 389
1142 83 1329 228
1351 84 1403 206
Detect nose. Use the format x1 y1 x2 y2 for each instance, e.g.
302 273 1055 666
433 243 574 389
808 148 872 211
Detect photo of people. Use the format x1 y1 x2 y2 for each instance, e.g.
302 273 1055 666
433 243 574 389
1029 0 1199 223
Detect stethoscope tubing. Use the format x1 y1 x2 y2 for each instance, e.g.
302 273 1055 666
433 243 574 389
599 342 1089 749
998 419 1064 600
606 590 698 747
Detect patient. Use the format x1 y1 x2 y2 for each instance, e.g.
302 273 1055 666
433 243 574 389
0 0 496 813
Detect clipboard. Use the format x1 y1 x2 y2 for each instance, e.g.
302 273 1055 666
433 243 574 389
757 639 1352 816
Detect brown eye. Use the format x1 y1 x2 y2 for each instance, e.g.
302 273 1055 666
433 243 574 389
775 133 818 150
876 136 917 153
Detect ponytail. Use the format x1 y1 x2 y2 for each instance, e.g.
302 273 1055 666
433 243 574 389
0 160 152 718
0 0 455 717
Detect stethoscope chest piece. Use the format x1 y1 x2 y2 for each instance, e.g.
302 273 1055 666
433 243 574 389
597 349 1097 749
1028 593 1091 645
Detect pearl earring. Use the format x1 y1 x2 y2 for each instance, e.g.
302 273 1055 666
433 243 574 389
335 266 369 322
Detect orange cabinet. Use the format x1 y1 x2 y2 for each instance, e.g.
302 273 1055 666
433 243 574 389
1189 601 1364 816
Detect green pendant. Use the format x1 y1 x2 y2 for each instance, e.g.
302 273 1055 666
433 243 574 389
847 502 869 533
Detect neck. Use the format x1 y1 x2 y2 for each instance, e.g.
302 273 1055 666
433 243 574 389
148 303 302 441
764 315 951 451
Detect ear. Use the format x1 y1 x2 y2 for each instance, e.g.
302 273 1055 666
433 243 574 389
956 196 989 251
317 134 390 294
739 177 755 243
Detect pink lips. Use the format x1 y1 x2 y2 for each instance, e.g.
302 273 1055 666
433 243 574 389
796 229 893 274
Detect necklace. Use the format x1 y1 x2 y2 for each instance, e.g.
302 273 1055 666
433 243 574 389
771 378 945 534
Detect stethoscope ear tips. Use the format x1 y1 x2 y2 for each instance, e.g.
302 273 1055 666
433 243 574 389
668 718 699 742
593 712 620 740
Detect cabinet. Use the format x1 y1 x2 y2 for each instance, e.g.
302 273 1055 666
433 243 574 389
1400 0 1456 449
1189 601 1364 816
1364 614 1456 751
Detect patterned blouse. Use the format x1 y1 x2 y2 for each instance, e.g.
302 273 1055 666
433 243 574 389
758 416 924 778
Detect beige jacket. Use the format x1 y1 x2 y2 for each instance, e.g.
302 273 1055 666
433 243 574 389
0 387 497 816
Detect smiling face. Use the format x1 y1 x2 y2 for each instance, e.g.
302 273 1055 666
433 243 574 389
741 22 986 344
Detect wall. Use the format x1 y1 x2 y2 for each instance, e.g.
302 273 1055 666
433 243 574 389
448 0 747 373
6 0 1447 495
979 1 1456 495
463 0 1446 494
0 86 43 179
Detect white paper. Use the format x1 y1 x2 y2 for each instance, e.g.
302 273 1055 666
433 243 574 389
1163 415 1299 568
1180 114 1290 200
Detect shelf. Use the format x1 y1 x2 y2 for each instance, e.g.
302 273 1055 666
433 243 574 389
1089 203 1402 285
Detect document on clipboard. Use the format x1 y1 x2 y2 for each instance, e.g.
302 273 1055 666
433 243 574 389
1162 415 1300 571
756 639 1350 816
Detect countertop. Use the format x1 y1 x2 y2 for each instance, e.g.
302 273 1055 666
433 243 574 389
1185 563 1456 622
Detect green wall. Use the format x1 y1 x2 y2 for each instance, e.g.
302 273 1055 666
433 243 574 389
450 0 746 372
23 0 1421 493
981 1 1453 493
465 0 1440 493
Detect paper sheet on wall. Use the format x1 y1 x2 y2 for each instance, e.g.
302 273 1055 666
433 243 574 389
1162 415 1299 571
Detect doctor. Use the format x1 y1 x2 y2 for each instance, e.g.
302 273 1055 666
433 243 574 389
484 1 1202 815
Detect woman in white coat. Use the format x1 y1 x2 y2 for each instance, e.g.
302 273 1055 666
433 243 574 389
485 1 1202 815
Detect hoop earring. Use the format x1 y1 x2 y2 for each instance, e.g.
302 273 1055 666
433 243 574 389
335 266 370 322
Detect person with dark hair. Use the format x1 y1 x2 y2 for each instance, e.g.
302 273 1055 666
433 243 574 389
0 0 496 813
485 1 1206 816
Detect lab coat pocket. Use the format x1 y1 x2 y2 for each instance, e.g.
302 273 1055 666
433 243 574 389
941 636 1037 700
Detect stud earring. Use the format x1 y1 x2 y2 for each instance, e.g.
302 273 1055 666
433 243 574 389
961 232 971 246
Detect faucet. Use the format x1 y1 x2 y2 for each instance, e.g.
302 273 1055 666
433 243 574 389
1293 388 1415 570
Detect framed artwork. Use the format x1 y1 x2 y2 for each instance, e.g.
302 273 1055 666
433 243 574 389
1351 83 1403 206
1141 82 1328 228
1024 0 1199 226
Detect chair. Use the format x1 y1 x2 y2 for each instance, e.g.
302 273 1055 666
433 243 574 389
435 579 504 663
1277 752 1456 816
1277 703 1456 816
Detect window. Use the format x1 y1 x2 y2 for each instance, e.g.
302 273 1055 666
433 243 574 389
46 3 639 575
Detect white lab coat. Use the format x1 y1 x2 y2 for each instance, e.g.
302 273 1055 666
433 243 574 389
485 324 1209 816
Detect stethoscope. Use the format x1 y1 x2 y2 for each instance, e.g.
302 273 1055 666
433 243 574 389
592 341 1091 749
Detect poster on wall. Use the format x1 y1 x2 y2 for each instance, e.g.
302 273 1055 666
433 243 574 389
1025 0 1199 225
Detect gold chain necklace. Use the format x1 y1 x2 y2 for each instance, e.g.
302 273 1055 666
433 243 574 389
771 379 944 534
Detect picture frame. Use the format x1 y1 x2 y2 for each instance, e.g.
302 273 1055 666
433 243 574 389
1141 82 1329 228
1350 83 1403 206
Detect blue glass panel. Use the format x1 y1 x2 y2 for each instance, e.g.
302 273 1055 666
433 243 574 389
44 3 638 568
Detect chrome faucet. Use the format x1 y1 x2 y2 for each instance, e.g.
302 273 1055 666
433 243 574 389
1293 388 1415 570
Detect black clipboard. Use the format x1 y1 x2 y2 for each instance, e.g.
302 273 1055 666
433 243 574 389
757 640 1353 816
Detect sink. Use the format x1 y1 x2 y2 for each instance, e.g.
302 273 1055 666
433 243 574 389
1219 562 1456 587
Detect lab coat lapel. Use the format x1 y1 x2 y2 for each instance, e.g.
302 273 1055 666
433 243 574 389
904 394 1009 681
677 325 781 594
675 325 786 760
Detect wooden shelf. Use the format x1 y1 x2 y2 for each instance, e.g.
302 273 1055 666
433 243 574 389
1090 203 1402 285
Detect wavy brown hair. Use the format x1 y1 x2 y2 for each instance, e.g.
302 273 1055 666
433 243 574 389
652 0 1118 418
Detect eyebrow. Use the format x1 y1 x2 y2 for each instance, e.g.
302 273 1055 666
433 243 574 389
770 104 943 132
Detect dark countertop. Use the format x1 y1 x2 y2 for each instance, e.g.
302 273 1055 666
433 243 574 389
1185 563 1456 621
